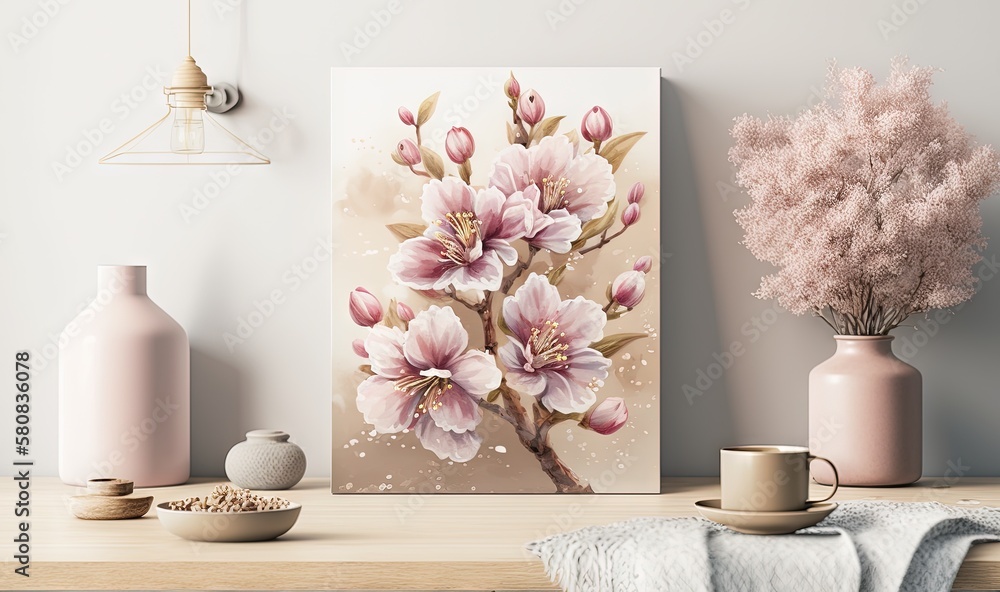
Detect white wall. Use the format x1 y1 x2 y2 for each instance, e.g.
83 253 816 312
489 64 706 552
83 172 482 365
2 0 998 478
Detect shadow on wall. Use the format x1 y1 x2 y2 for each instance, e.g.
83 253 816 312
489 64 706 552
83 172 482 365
190 348 244 477
659 77 734 477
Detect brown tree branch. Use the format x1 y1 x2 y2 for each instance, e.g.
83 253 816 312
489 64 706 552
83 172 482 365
501 247 538 294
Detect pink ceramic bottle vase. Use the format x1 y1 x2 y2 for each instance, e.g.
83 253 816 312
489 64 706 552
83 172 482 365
808 336 921 487
59 265 190 487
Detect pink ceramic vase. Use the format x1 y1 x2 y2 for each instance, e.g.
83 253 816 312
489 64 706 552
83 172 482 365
58 265 190 487
808 336 921 487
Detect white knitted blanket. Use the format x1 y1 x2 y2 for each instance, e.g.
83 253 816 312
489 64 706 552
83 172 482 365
528 501 1000 592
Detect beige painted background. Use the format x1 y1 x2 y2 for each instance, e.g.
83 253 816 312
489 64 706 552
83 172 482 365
1 0 997 479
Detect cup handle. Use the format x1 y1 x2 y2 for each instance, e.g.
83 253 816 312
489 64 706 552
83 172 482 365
806 455 839 505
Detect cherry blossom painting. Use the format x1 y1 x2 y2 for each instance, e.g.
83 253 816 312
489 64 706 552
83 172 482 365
331 68 660 493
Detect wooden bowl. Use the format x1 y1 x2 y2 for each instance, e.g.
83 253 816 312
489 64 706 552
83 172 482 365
86 478 134 496
69 495 153 520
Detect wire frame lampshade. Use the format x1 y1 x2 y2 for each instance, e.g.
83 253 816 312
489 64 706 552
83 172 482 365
99 2 269 165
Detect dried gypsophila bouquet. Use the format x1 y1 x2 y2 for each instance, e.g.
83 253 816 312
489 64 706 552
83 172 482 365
347 72 652 493
730 59 1000 335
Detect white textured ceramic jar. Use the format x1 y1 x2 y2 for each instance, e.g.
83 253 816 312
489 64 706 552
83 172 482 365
225 430 307 490
58 265 190 487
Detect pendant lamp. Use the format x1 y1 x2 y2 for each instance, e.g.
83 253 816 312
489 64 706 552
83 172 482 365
100 0 269 165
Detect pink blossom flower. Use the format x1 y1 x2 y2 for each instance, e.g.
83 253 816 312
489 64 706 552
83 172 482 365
517 89 545 126
356 306 501 462
398 106 415 126
349 287 382 327
396 139 421 166
445 126 475 164
582 397 628 435
621 203 640 227
504 72 520 100
612 271 645 308
627 182 645 204
489 135 615 253
352 339 369 358
396 302 415 322
388 178 532 292
731 60 1000 334
581 106 613 143
498 274 611 414
633 256 653 273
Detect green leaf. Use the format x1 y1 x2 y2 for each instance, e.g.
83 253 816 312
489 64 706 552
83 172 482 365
547 262 568 286
572 200 619 250
599 131 646 173
591 333 646 358
386 222 425 242
529 115 565 145
605 282 614 303
416 91 440 126
390 151 407 166
358 364 375 376
486 388 501 403
497 306 514 337
419 146 445 180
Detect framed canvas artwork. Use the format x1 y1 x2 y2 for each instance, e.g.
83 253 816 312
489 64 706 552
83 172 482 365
331 67 661 493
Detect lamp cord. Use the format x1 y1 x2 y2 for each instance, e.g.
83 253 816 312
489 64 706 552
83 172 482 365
187 0 191 56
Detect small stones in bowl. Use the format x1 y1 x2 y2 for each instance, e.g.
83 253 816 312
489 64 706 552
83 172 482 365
166 484 291 513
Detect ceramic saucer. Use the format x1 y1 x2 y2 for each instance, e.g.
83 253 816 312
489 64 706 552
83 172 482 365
694 499 837 535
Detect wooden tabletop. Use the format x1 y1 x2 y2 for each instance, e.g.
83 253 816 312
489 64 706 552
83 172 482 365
3 477 1000 590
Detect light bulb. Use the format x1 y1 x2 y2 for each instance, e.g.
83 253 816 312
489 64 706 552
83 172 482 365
170 107 205 154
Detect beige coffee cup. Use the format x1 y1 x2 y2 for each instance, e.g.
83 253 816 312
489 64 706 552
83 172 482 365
721 445 838 512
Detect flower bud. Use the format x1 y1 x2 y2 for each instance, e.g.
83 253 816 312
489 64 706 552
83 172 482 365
504 72 520 100
398 106 415 126
517 89 545 126
395 139 421 166
611 271 645 309
582 397 628 435
396 301 415 322
445 126 475 164
627 182 645 204
352 339 369 358
581 106 613 143
633 255 653 274
349 287 383 327
621 203 641 227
